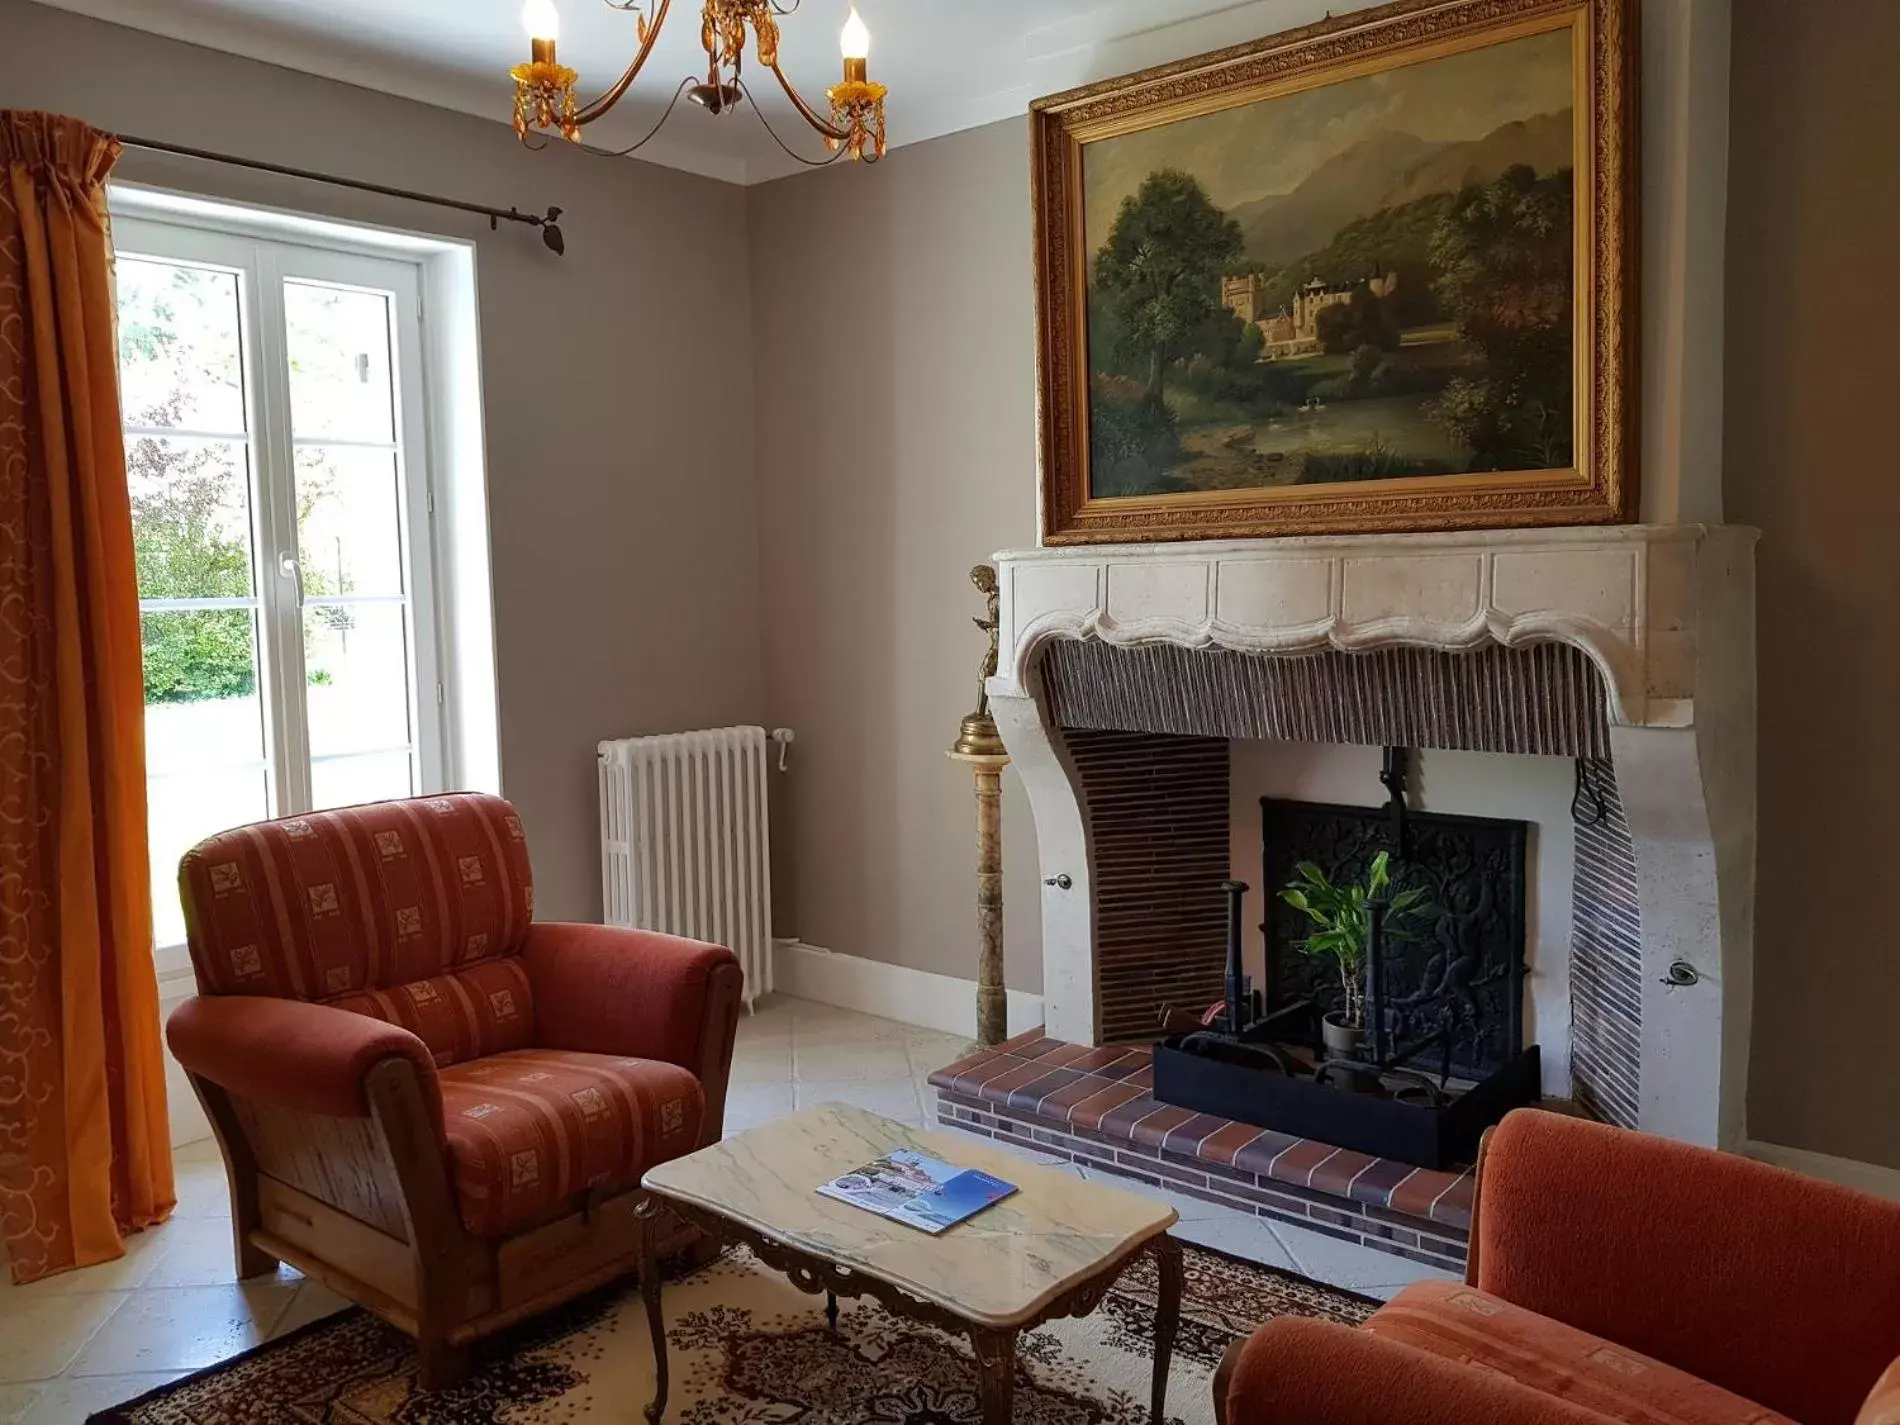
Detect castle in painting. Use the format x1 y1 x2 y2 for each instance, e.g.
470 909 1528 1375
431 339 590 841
1220 269 1401 359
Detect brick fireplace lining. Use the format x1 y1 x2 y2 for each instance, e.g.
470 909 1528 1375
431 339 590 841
1040 640 1611 758
1063 730 1229 1044
1569 757 1643 1127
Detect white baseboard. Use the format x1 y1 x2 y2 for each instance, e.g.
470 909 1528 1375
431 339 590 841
773 940 1044 1040
1743 1138 1900 1201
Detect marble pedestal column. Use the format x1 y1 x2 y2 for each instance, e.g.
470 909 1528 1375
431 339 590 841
947 749 1011 1047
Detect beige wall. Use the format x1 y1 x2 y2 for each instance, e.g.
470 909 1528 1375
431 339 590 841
747 118 1046 991
1 0 764 924
1726 0 1900 1167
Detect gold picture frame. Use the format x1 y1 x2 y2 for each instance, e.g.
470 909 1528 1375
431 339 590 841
1031 0 1638 544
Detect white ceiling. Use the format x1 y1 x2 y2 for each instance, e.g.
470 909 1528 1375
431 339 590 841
35 0 1344 184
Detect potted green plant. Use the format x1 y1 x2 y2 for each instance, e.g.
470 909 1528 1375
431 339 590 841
1279 850 1429 1062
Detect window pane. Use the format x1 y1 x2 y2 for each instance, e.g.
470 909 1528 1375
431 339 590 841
116 258 246 434
311 751 415 812
140 609 264 742
129 437 256 600
284 281 396 444
148 767 270 949
304 602 414 758
296 447 405 599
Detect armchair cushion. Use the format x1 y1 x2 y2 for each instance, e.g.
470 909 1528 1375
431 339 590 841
524 922 738 1072
326 957 536 1068
167 994 441 1126
1366 1281 1797 1425
179 792 533 1001
1228 1316 1609 1425
438 1048 703 1236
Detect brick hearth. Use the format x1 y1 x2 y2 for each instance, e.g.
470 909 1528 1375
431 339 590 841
930 1030 1473 1273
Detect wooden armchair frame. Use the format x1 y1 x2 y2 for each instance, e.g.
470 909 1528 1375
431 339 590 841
182 954 742 1386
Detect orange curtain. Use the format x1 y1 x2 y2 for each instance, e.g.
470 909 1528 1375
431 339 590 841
0 111 174 1284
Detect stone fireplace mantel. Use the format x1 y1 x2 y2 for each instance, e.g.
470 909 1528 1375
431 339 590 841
985 524 1758 1151
990 524 1756 730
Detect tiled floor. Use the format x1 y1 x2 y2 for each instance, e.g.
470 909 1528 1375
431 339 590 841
0 1135 351 1424
0 996 1453 1423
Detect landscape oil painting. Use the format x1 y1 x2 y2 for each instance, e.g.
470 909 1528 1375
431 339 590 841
1032 0 1636 542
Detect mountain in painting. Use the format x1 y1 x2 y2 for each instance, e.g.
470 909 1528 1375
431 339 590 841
1229 109 1574 266
1227 130 1438 267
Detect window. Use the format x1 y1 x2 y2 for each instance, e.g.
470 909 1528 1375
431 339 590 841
115 217 443 950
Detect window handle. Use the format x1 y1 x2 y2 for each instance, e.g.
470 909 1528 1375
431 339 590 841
279 552 304 608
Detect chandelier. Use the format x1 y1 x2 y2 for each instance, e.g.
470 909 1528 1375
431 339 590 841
511 0 887 163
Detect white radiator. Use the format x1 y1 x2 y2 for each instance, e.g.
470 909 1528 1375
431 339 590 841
598 726 785 1007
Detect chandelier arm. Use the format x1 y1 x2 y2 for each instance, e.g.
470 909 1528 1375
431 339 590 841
574 76 699 157
762 57 851 142
570 0 674 127
735 78 850 168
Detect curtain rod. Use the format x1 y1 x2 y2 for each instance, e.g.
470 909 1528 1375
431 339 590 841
116 134 567 255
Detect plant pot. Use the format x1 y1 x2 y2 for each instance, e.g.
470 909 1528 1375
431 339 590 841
1318 1011 1380 1095
1320 1011 1365 1059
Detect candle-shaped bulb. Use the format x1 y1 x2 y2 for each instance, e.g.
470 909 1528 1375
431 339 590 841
840 6 870 61
522 0 560 42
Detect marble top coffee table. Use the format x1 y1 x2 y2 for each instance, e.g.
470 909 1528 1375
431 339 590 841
638 1102 1182 1425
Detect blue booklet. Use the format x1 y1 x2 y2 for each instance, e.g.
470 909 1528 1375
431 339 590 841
817 1149 1018 1234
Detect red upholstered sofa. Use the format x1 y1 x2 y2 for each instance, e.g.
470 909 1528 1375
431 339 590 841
166 793 742 1385
1219 1109 1900 1425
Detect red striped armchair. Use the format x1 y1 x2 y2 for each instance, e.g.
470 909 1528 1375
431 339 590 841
165 792 742 1385
1218 1110 1900 1425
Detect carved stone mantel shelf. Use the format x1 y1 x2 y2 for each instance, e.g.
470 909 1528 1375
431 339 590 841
990 524 1758 730
984 523 1758 1152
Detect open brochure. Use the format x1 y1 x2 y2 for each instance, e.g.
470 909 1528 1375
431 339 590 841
816 1149 1017 1234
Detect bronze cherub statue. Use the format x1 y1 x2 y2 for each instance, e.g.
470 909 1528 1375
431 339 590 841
970 563 1000 718
951 563 1007 758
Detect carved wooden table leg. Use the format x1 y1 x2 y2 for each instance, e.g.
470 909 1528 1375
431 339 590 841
972 1327 1017 1425
1150 1234 1183 1425
636 1196 669 1425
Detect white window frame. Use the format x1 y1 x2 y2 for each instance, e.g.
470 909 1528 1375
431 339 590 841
115 213 455 952
264 240 445 809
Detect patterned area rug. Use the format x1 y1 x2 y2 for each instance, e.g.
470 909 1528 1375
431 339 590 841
90 1242 1374 1424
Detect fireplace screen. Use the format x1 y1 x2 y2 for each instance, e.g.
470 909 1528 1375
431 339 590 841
1261 797 1529 1082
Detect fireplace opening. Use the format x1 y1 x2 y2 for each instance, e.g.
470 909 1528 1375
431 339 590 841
1059 699 1638 1120
1148 751 1544 1170
1257 774 1530 1083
